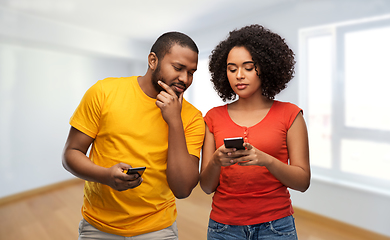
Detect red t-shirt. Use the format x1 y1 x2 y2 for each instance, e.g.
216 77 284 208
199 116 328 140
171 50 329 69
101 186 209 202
204 100 302 225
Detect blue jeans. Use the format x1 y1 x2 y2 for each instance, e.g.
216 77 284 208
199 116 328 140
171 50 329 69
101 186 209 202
207 215 298 240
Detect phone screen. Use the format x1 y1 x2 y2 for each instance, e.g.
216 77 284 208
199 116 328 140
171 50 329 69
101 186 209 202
126 167 146 177
224 137 245 150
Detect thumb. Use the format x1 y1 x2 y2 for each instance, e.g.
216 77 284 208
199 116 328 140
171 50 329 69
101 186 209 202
118 162 132 173
244 142 252 150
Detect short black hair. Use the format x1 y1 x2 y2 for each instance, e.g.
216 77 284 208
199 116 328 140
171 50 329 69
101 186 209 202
209 24 295 101
151 32 199 60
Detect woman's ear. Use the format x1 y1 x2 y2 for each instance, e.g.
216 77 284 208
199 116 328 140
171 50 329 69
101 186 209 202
148 52 158 70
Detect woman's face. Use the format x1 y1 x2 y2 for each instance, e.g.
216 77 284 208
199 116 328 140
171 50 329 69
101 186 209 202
226 46 262 99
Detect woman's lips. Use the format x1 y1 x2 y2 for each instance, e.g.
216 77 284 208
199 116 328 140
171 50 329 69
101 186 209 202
236 84 247 90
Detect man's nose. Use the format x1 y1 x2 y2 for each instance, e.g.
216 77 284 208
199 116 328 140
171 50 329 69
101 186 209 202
179 71 189 85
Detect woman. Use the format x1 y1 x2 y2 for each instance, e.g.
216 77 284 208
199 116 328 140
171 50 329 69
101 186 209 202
200 24 310 240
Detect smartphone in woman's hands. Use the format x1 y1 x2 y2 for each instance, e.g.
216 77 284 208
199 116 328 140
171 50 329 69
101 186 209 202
224 137 245 150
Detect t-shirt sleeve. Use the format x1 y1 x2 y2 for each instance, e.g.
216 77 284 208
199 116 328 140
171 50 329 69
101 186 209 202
69 81 103 138
184 111 205 159
284 102 303 130
203 108 214 133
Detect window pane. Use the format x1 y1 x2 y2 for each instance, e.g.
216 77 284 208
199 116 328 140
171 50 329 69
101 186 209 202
307 35 332 168
186 59 224 116
344 27 390 131
341 139 390 180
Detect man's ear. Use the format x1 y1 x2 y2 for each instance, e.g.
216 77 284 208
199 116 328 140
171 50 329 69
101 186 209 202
148 52 158 70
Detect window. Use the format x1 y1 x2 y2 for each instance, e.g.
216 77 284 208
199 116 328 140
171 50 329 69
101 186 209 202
185 58 225 116
299 16 390 193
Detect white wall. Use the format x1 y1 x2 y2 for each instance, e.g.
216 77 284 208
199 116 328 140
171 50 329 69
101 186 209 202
0 8 147 198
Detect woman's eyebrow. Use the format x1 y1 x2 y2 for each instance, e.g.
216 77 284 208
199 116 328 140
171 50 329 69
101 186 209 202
227 61 255 66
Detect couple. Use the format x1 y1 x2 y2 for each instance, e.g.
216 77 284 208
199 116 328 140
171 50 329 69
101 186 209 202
62 24 311 240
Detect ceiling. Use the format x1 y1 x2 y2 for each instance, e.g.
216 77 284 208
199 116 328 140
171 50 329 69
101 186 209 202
0 0 284 43
4 0 389 59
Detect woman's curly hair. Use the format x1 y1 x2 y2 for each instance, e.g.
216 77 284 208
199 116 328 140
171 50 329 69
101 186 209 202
209 24 295 101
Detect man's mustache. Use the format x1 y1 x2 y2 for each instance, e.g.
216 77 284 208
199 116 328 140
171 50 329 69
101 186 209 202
171 82 187 91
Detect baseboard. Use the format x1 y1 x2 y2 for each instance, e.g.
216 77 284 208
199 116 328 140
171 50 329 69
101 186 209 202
293 207 390 240
0 178 84 206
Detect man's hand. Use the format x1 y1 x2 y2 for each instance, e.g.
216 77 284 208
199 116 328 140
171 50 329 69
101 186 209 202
155 81 182 124
105 163 143 191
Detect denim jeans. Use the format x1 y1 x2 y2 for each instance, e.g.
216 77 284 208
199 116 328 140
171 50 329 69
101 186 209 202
207 215 298 240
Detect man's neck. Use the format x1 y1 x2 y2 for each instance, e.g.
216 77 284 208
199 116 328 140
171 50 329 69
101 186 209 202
137 73 158 99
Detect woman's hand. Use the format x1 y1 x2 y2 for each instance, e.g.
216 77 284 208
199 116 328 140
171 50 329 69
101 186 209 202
227 142 272 167
212 144 252 167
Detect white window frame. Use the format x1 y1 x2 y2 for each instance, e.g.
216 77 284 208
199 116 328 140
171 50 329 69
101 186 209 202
299 15 390 196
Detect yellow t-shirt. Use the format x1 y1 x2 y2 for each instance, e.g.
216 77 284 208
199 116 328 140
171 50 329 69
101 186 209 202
69 76 205 237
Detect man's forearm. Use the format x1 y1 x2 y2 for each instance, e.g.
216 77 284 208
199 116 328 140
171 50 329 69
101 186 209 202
166 120 199 199
62 149 109 184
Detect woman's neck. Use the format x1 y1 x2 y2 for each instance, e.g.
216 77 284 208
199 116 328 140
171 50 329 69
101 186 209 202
230 94 273 111
227 95 274 127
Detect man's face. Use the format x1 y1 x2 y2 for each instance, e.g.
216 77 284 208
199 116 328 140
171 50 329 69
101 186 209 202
151 44 198 97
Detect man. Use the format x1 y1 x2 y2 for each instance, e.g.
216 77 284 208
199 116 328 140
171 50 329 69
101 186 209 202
62 32 205 239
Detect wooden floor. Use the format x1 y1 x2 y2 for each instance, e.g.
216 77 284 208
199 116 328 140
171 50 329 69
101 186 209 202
1 179 389 240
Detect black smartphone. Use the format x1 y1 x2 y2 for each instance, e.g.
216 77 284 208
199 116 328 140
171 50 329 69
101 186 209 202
126 167 146 178
224 137 245 150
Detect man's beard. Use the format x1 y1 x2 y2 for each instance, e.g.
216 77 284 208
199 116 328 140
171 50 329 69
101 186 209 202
151 64 186 98
151 63 165 92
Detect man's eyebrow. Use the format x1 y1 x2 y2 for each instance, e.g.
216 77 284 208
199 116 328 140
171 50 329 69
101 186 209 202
173 62 197 72
173 62 185 68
